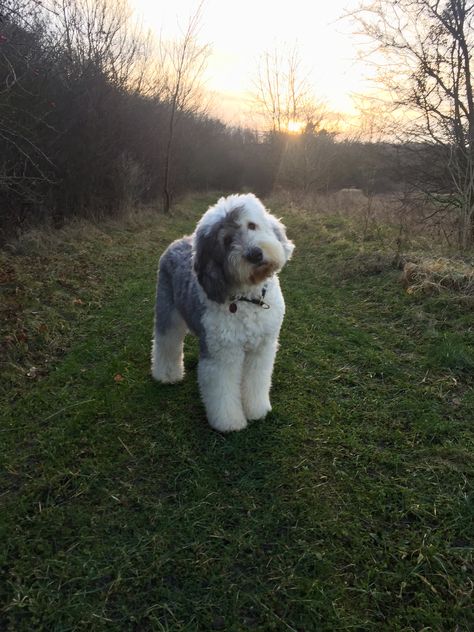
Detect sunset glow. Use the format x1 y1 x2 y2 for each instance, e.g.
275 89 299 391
130 0 375 127
287 120 305 134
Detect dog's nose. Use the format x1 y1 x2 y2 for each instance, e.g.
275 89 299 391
245 247 264 264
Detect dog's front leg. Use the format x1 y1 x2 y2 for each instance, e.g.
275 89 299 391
242 337 278 421
198 350 247 432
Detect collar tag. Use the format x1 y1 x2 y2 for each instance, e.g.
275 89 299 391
229 284 269 313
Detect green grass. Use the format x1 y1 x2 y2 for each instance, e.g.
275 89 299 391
1 196 473 631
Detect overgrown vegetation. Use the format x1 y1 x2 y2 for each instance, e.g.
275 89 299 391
4 0 471 248
1 195 472 630
355 0 474 248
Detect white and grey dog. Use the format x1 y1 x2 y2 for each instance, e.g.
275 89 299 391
151 193 294 432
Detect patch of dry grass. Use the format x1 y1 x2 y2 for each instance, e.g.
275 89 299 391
267 188 466 253
401 256 474 297
269 190 474 304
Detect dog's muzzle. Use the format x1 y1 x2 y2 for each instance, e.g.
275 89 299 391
245 247 264 265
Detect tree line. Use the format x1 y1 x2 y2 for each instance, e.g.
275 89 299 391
0 0 399 240
1 0 472 249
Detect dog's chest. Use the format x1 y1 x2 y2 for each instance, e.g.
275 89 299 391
202 288 284 353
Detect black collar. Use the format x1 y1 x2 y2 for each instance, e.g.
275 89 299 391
229 285 270 312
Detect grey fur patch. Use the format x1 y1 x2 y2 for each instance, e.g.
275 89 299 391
153 208 245 362
154 237 208 356
193 208 242 303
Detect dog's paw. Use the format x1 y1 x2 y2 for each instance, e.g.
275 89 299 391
243 399 272 421
151 363 184 384
208 414 248 433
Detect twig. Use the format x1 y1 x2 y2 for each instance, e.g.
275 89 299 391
41 399 95 423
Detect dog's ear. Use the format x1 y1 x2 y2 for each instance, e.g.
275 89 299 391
269 216 295 261
193 223 229 303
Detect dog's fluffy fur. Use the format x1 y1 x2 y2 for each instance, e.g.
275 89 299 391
151 193 294 432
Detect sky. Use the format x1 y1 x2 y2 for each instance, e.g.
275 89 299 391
129 0 374 126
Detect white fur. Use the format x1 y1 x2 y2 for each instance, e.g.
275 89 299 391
151 311 187 383
197 277 284 432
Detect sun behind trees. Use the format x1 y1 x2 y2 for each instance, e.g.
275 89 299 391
1 0 473 250
0 0 360 240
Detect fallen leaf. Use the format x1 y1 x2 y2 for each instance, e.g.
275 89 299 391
114 373 125 382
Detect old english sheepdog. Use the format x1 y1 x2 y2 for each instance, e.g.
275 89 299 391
151 193 294 432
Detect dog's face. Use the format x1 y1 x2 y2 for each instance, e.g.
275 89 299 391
193 194 294 303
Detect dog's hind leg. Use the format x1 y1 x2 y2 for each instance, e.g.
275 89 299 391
151 268 187 383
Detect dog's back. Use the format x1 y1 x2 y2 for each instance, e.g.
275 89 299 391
155 236 204 340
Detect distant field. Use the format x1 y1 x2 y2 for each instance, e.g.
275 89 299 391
1 195 473 631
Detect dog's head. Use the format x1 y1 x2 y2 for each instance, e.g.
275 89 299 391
193 193 294 303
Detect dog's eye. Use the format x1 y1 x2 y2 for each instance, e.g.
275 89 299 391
223 235 233 247
248 222 257 230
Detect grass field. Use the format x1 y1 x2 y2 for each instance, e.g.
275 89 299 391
1 195 473 631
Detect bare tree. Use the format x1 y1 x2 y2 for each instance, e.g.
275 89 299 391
159 1 210 213
349 94 393 143
252 43 336 195
0 0 157 234
47 0 147 88
354 0 474 249
253 44 320 133
0 0 58 217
